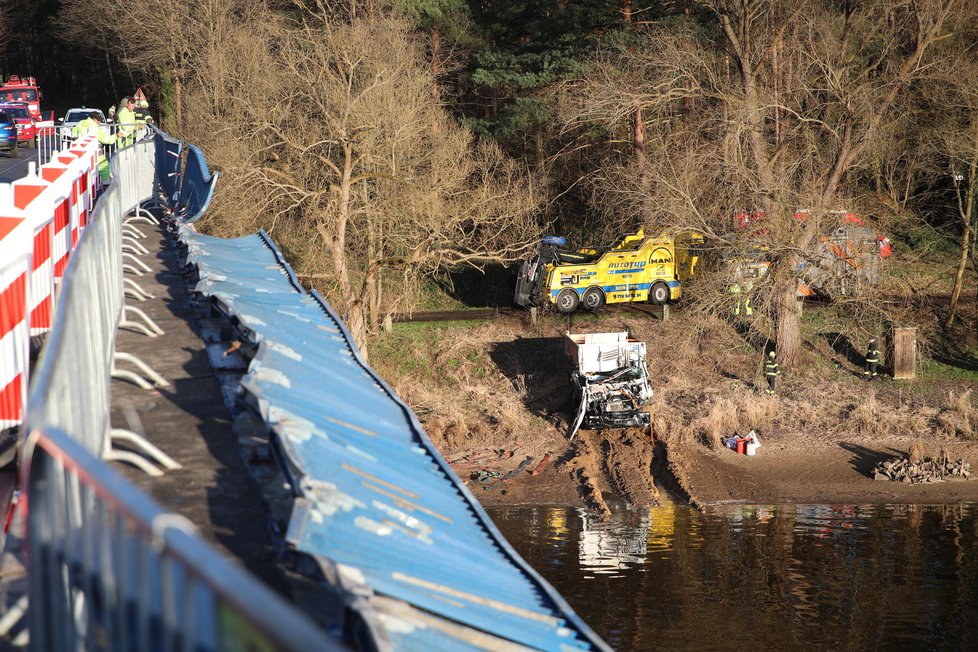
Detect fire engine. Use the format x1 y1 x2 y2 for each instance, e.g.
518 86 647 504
0 75 43 121
733 210 892 297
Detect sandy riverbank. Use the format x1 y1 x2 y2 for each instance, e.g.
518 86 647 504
375 302 978 514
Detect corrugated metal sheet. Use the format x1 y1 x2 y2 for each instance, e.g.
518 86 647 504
180 227 609 651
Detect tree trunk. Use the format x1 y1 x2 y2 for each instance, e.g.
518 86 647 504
325 142 369 360
105 52 118 104
367 211 380 328
947 222 971 326
773 38 781 146
624 0 644 175
431 27 441 105
536 126 545 167
174 73 183 132
950 119 978 327
431 27 441 136
633 107 645 174
774 262 802 367
719 11 801 364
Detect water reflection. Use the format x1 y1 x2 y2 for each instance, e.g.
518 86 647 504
490 501 978 651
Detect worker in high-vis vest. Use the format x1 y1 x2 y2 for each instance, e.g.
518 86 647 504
116 96 137 146
73 112 116 182
730 281 754 317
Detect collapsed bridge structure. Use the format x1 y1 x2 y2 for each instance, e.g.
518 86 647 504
179 225 610 650
1 120 610 649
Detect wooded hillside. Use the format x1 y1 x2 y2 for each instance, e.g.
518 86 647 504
5 0 977 360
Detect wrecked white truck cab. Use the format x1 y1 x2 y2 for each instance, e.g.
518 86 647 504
565 332 653 439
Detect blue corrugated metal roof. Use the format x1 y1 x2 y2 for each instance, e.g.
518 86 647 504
179 226 609 651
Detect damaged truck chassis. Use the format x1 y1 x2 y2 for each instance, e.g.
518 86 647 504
565 332 653 439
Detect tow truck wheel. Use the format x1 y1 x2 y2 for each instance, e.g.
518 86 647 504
28 137 35 149
649 282 669 305
555 289 580 314
9 144 17 158
581 287 605 312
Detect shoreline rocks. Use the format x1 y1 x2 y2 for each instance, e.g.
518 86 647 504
873 457 972 484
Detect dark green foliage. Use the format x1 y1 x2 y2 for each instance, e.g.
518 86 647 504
461 0 632 151
394 0 470 35
0 0 138 115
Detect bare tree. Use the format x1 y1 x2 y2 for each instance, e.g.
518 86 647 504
57 0 258 130
925 43 978 327
564 0 965 366
185 3 539 357
0 7 9 50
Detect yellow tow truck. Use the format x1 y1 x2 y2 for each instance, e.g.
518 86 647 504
514 228 702 313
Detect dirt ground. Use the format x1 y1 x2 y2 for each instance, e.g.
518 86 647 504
454 425 978 514
398 304 978 515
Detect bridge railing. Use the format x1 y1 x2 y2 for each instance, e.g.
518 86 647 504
23 425 340 652
24 141 148 457
1 138 99 453
36 123 155 169
16 130 341 650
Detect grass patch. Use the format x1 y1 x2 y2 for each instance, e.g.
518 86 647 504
917 357 978 383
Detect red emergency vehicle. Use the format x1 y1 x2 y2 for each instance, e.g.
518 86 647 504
0 102 36 147
0 75 43 121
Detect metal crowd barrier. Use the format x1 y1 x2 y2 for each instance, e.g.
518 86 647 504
18 130 341 649
1 139 99 453
36 123 153 169
25 142 150 457
23 426 339 652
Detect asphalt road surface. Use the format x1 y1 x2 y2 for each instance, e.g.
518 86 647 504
0 152 30 549
0 145 42 183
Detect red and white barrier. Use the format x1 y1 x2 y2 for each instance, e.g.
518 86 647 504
64 142 97 233
0 191 31 431
0 137 98 431
13 163 69 336
41 156 76 280
53 147 91 247
40 140 96 279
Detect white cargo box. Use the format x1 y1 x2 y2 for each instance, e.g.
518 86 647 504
564 331 647 374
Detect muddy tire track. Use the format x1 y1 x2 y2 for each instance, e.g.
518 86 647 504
601 427 659 505
560 427 660 518
563 434 612 519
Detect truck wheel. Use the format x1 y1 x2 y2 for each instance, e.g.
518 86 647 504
581 287 605 312
28 137 35 149
649 282 669 305
555 289 580 314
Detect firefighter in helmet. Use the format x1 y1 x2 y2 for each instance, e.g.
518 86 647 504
863 337 880 380
134 97 153 126
764 349 780 395
728 261 754 317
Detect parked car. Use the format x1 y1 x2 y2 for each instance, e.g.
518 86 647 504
59 107 105 134
0 102 36 148
0 111 18 157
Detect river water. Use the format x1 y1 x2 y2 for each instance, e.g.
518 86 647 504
489 500 978 651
